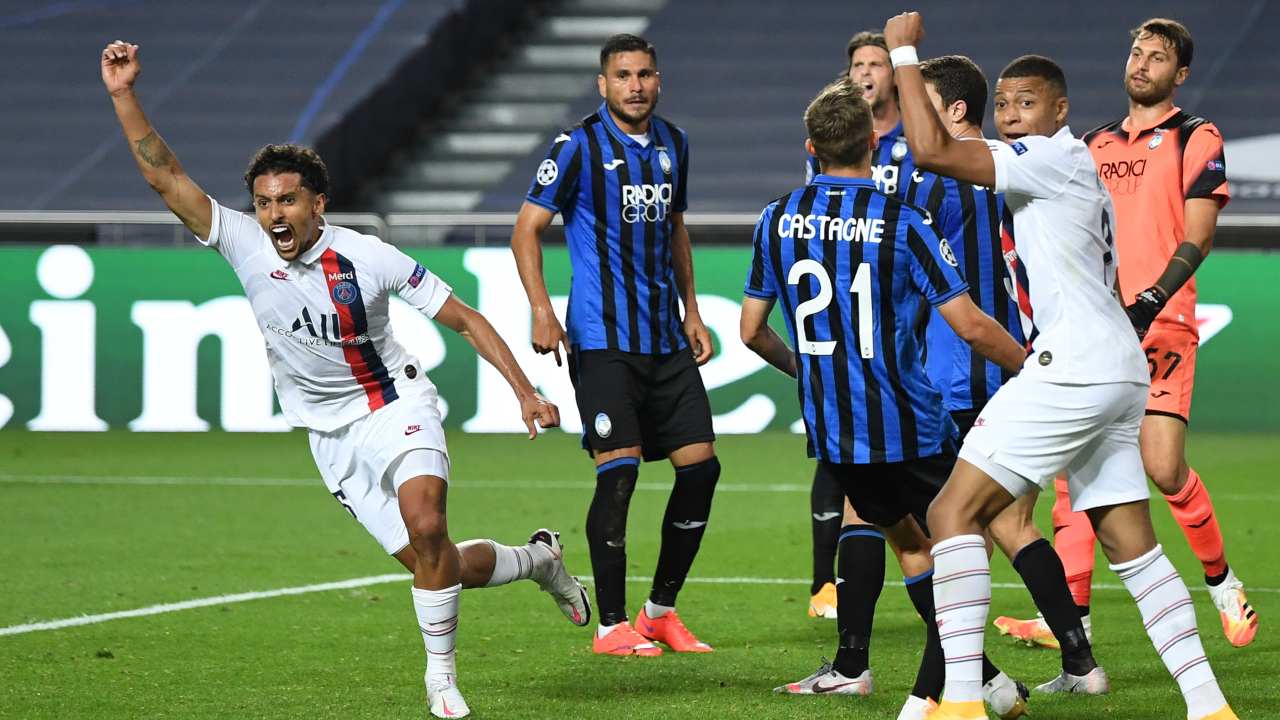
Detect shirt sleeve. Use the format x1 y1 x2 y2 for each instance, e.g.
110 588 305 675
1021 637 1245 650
905 210 968 306
743 204 778 299
377 240 452 318
1182 122 1230 208
200 196 265 270
524 130 583 214
673 128 690 213
985 135 1074 199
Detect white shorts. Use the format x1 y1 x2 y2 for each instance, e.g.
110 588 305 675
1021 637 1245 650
309 391 450 554
958 374 1149 512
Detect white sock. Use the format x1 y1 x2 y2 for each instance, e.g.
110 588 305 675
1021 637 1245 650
644 600 674 619
413 584 461 681
480 540 544 587
597 621 623 639
931 534 990 704
1111 545 1225 718
896 695 932 720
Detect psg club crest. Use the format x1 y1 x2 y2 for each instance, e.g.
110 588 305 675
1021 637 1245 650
594 412 613 438
1148 130 1164 150
891 137 908 162
658 150 672 175
332 280 359 305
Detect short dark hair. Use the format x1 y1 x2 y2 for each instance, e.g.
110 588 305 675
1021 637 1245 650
805 80 873 170
599 33 656 70
920 55 988 127
244 144 329 196
999 54 1068 97
846 31 888 63
1131 17 1194 68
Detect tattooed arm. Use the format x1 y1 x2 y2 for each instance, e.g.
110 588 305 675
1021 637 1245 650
101 41 212 240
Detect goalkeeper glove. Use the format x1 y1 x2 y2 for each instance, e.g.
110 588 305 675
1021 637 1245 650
1124 286 1168 339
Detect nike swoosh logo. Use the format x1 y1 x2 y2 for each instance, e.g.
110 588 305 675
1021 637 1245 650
405 428 421 436
812 679 858 694
812 512 840 521
603 159 625 170
672 520 706 530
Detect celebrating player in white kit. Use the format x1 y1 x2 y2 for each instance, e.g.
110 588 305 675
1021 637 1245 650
882 13 1238 720
102 40 589 719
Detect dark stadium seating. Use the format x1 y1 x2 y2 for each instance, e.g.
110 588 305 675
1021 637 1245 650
478 0 1274 214
1 0 456 210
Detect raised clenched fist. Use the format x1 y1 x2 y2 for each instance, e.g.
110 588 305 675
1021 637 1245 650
101 40 140 95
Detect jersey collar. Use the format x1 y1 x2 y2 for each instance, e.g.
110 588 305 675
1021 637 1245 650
295 217 334 266
1121 105 1181 140
812 174 878 188
597 102 656 153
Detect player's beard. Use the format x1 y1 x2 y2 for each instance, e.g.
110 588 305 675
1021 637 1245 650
1125 74 1174 107
607 92 657 129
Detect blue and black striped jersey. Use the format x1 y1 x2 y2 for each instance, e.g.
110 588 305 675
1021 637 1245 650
806 121 916 200
526 103 689 354
905 171 1023 412
745 175 968 464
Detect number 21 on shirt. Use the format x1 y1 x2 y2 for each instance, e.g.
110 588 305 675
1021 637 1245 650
787 259 875 359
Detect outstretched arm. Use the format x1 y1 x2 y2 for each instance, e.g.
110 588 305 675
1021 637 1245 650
884 13 996 187
433 294 560 439
936 294 1025 374
510 201 570 366
102 41 212 239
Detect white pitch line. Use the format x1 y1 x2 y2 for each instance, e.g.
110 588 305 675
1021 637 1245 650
5 573 1277 638
1 474 1270 501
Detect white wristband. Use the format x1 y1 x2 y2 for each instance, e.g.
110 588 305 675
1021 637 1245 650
890 45 919 68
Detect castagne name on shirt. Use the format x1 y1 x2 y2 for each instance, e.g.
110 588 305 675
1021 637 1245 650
777 213 885 243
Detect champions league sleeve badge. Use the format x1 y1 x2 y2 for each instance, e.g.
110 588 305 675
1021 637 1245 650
891 137 909 162
658 149 672 175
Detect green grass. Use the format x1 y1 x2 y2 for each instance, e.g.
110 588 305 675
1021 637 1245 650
0 431 1275 719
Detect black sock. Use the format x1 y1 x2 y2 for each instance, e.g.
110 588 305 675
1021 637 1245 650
810 464 843 595
1077 604 1091 617
832 524 885 678
904 570 944 701
586 457 639 626
1012 538 1098 676
1206 565 1230 587
650 457 719 607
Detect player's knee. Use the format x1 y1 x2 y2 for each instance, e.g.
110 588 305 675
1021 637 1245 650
587 470 638 546
404 509 448 550
1144 456 1186 494
671 456 719 521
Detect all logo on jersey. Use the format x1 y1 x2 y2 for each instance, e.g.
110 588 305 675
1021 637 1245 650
407 263 427 288
621 183 672 223
658 149 672 174
264 307 368 347
536 159 558 186
891 137 909 161
594 412 613 438
331 280 359 305
938 238 959 267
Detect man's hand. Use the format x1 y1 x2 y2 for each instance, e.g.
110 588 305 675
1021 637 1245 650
531 306 570 366
884 11 925 50
520 392 561 439
683 312 714 365
101 40 141 96
1124 286 1167 339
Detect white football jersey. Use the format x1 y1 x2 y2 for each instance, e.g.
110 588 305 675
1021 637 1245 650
984 127 1148 386
200 198 452 431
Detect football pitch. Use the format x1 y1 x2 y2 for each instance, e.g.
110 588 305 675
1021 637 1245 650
1 430 1275 719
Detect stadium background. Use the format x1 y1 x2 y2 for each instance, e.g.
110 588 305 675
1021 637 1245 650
3 1 1278 718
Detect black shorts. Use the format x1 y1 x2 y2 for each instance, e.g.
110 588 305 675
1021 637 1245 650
819 449 955 535
569 348 716 461
951 409 980 441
